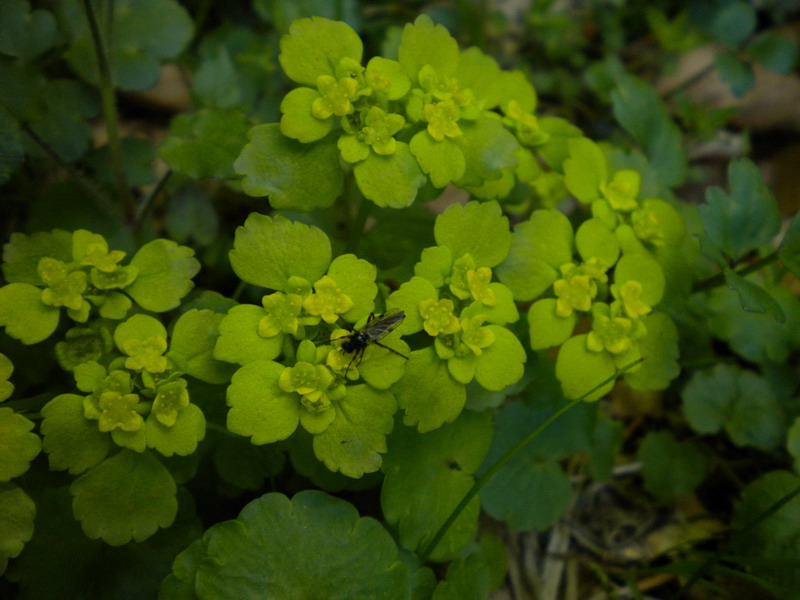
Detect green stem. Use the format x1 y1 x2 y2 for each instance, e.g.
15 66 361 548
231 280 248 302
82 0 135 221
418 357 646 563
691 251 780 293
133 168 173 232
15 119 119 218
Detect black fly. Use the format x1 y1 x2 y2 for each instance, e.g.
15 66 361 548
331 308 408 376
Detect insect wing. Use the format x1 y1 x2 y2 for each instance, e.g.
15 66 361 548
361 309 405 343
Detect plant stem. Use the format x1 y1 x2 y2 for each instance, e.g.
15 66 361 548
691 251 780 293
133 168 173 232
418 357 646 563
82 0 135 221
16 120 119 218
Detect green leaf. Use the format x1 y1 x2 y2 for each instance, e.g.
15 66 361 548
327 254 377 324
723 269 785 322
614 252 665 307
0 353 12 402
434 201 512 268
229 212 331 290
356 329 409 391
709 0 755 47
433 567 484 599
184 490 411 599
715 51 755 97
313 385 396 478
0 0 58 59
528 299 576 350
746 31 798 75
164 189 219 246
699 158 780 261
168 309 235 384
563 137 606 203
575 218 620 266
705 282 800 363
496 209 574 301
234 123 344 210
2 230 73 285
682 364 786 450
0 483 35 575
432 546 492 599
454 47 505 109
611 74 688 186
354 143 426 208
454 118 520 188
145 403 206 457
0 62 99 162
730 470 800 593
214 304 283 365
114 313 167 353
0 408 41 480
387 276 439 335
473 326 526 392
41 393 112 474
0 283 60 344
392 348 466 433
62 0 194 91
193 47 242 108
279 87 334 143
398 243 446 287
382 412 494 561
70 450 177 545
486 459 572 532
480 400 591 530
398 14 460 80
409 132 465 188
126 240 200 312
463 283 518 326
226 360 300 444
555 335 616 401
536 116 583 170
638 431 707 499
159 109 251 179
624 312 680 392
278 17 363 86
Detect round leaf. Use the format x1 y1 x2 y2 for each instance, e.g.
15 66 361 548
278 17 363 86
234 123 343 210
434 201 511 268
226 360 300 444
41 393 112 475
70 450 178 545
555 335 616 401
192 490 409 599
229 212 331 290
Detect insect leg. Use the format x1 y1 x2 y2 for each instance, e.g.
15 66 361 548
343 346 364 377
372 341 409 359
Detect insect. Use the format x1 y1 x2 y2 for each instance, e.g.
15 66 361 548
331 308 409 376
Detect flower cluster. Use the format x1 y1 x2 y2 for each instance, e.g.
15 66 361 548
236 15 562 212
0 229 200 346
